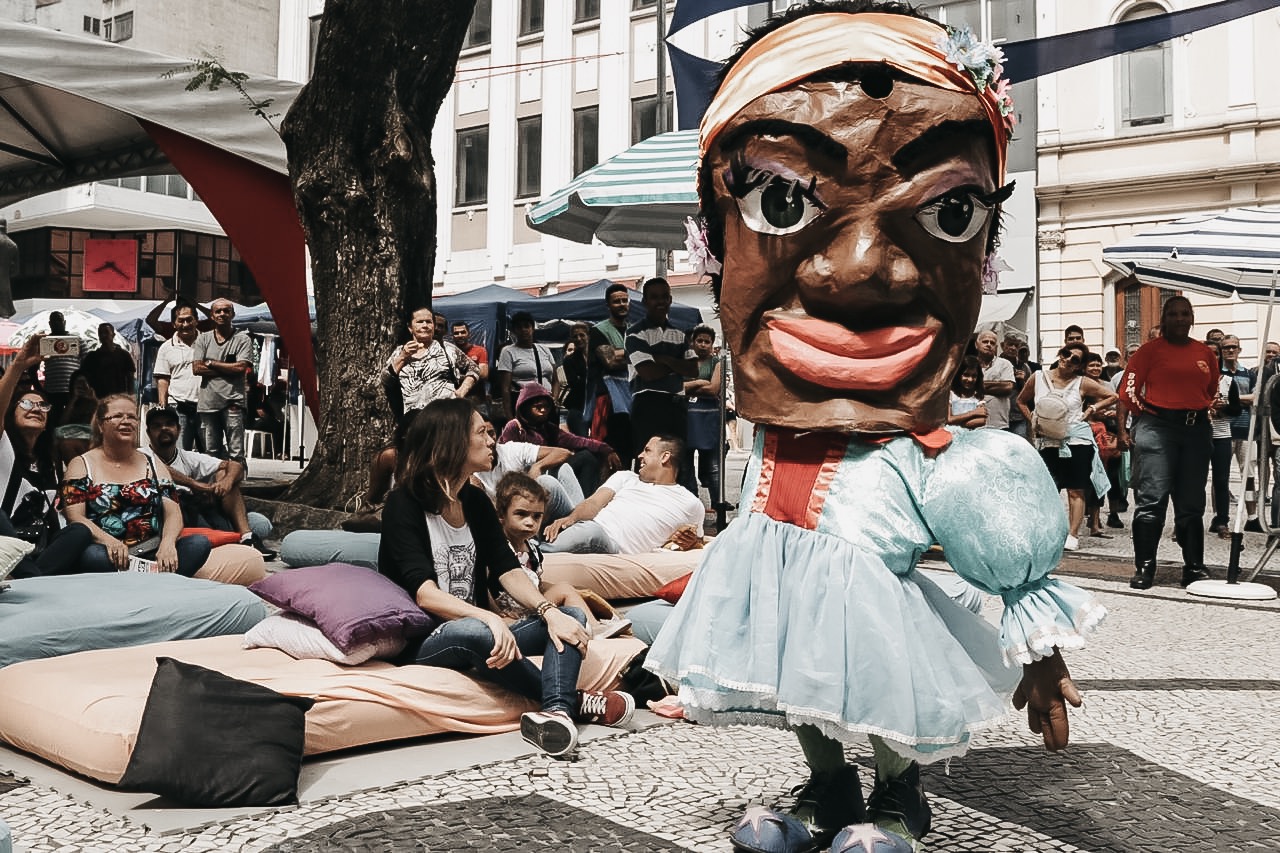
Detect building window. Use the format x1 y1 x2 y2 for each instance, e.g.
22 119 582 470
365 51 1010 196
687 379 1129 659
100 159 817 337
463 0 492 49
307 15 322 78
631 94 673 144
573 106 599 176
519 0 544 36
915 1 1004 42
456 126 489 206
516 116 542 199
632 0 656 9
104 11 132 42
83 15 100 35
1117 3 1172 129
574 0 600 23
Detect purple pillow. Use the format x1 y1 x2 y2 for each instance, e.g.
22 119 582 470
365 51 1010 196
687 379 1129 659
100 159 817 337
250 563 435 653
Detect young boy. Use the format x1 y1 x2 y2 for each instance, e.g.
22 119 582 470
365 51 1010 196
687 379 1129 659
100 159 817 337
493 473 628 639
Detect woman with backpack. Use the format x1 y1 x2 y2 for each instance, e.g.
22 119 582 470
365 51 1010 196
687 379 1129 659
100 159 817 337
1016 342 1117 551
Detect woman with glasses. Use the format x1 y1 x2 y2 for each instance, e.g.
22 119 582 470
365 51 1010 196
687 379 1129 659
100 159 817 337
0 335 94 578
1016 342 1117 551
60 394 210 575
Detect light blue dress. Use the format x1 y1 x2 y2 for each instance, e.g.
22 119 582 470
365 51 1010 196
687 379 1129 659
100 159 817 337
646 425 1105 763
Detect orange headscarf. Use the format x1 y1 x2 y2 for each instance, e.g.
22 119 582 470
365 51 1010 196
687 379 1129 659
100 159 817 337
699 12 1011 181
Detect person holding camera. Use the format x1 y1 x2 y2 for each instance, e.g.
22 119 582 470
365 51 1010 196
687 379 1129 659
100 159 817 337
0 335 93 578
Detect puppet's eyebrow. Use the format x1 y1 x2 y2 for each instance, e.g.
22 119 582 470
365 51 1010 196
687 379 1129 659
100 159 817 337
717 119 847 165
891 120 992 178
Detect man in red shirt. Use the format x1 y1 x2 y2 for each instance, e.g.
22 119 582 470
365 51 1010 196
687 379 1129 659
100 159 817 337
450 320 490 408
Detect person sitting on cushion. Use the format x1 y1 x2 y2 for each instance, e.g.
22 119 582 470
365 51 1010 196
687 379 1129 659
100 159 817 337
541 435 705 555
500 381 621 497
142 407 276 560
377 398 633 758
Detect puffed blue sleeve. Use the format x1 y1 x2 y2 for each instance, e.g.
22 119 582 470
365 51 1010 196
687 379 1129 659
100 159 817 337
918 428 1106 665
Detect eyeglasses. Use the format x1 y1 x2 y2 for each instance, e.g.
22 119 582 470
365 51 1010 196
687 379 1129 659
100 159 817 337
16 399 52 413
1063 355 1082 365
1221 345 1240 351
101 413 140 423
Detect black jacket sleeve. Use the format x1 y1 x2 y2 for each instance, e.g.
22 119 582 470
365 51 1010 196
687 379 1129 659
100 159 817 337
460 484 520 603
377 487 437 598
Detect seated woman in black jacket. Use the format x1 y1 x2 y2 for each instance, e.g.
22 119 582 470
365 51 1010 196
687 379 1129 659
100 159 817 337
377 398 632 757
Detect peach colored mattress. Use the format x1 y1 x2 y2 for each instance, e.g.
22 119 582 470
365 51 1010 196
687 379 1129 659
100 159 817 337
0 633 645 785
541 549 702 600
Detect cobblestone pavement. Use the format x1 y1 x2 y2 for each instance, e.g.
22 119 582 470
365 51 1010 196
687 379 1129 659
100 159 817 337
1 573 1278 852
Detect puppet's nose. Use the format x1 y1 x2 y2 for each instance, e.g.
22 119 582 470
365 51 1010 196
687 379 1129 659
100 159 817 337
794 219 917 317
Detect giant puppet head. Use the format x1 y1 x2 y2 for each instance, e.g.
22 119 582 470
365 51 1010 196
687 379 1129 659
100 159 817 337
695 2 1015 435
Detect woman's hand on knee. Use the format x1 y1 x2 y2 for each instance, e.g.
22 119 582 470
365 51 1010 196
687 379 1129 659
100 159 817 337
545 607 590 655
108 540 129 570
479 612 520 669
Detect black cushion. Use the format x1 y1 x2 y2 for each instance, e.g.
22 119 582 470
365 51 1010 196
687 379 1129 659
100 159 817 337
118 657 315 807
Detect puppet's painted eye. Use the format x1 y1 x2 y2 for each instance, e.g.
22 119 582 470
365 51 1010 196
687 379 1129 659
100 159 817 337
736 174 826 236
915 191 993 243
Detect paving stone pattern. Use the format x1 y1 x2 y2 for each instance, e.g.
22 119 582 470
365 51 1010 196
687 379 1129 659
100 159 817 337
265 793 689 852
2 578 1279 852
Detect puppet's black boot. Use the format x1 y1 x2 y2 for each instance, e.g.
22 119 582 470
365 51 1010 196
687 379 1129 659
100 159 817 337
866 762 930 848
790 765 866 848
1130 518 1160 590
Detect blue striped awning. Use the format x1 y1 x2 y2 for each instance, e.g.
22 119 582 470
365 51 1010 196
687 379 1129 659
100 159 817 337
526 129 699 250
1102 206 1280 302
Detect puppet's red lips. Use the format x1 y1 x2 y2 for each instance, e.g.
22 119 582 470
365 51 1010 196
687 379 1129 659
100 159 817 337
764 315 937 391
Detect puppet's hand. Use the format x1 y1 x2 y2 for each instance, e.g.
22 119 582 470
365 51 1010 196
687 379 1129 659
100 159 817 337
1012 652 1082 751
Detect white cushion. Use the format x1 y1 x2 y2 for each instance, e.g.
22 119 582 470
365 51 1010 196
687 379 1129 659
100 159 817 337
243 612 405 665
0 536 34 583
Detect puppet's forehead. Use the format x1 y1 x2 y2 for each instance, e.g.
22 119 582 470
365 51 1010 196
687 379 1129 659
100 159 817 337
701 12 1012 181
709 78 993 169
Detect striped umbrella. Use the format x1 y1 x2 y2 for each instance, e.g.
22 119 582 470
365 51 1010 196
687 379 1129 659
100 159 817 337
1102 206 1280 301
527 129 699 250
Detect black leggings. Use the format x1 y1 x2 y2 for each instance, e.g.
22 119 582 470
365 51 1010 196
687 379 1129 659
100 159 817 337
0 517 94 579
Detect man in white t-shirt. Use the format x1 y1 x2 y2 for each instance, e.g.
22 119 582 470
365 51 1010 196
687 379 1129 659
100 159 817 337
143 407 275 559
974 329 1015 429
541 435 705 554
472 434 582 523
152 303 203 450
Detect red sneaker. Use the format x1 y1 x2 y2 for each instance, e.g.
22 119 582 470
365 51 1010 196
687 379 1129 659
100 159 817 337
576 689 635 727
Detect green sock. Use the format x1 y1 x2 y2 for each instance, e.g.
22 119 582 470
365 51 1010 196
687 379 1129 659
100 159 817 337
870 735 913 781
795 725 845 774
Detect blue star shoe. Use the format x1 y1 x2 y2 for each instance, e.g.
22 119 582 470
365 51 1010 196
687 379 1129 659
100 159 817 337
731 806 825 853
827 823 915 852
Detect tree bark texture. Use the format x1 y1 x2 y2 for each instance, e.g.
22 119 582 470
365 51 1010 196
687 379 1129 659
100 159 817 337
279 0 475 508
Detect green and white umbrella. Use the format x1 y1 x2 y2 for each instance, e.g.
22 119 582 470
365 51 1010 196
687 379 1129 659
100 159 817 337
527 129 699 250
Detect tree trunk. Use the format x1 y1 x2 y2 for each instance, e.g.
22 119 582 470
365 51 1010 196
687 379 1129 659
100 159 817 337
279 0 475 509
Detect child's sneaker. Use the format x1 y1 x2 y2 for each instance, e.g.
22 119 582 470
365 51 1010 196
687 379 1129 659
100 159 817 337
576 689 635 727
520 710 578 757
592 617 632 639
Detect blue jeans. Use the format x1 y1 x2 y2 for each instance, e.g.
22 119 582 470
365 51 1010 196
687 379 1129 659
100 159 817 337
1131 415 1212 531
542 472 581 525
540 520 619 554
173 400 202 451
79 533 212 577
407 608 587 714
200 405 246 465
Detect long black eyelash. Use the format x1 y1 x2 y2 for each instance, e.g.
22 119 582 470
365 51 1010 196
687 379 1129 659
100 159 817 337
980 181 1016 206
724 154 826 209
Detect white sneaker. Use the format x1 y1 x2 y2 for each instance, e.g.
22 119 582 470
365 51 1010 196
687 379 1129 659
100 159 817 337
1063 535 1079 551
592 617 632 639
520 710 578 757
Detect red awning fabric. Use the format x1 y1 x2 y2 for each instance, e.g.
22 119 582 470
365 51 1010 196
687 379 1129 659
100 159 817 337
142 121 318 417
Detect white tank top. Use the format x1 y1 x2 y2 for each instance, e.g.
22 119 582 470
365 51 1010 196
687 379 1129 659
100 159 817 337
1034 368 1085 425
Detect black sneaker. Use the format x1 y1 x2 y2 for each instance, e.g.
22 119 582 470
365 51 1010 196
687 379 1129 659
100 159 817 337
520 710 578 757
1106 513 1124 529
866 762 931 845
787 764 865 848
247 533 278 561
1245 518 1265 533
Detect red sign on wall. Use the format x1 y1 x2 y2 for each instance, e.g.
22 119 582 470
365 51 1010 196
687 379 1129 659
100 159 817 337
83 239 138 293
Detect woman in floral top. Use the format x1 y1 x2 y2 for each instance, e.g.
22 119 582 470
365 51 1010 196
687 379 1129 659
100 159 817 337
61 394 210 575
